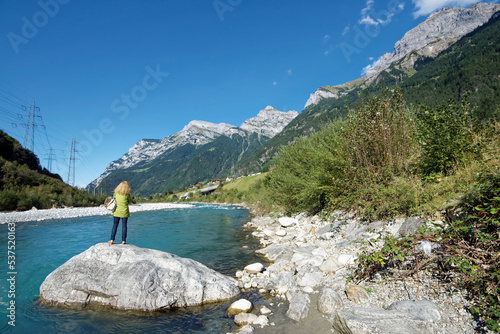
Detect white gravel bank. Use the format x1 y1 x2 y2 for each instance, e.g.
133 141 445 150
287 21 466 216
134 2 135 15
0 203 195 224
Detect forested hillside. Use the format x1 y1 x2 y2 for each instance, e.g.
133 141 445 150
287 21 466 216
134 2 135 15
0 130 104 211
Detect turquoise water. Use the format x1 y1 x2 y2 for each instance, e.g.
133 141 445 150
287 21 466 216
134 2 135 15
0 204 262 333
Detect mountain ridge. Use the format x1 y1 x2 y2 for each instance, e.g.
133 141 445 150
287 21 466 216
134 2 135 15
87 106 297 193
305 2 500 108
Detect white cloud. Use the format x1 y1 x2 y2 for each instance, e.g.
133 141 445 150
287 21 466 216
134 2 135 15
323 34 330 42
361 57 381 76
287 69 293 76
359 0 395 26
412 0 483 18
361 0 375 15
342 26 350 36
273 81 278 86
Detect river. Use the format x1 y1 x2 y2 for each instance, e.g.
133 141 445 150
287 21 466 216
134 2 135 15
0 204 263 333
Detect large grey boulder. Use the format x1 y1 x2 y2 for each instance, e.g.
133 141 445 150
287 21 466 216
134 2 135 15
332 300 441 334
39 243 240 311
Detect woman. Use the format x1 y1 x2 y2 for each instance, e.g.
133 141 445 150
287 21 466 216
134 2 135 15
107 181 132 245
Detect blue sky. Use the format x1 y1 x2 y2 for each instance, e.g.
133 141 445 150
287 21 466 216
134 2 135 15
0 0 497 188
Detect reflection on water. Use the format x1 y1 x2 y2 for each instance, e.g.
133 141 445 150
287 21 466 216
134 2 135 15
0 204 261 333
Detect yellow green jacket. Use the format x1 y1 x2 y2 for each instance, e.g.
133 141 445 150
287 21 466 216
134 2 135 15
112 193 132 218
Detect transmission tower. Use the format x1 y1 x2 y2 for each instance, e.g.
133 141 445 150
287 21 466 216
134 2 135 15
66 137 79 186
17 100 43 152
45 148 56 171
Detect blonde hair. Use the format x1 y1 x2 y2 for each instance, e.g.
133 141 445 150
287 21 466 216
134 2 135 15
114 181 131 195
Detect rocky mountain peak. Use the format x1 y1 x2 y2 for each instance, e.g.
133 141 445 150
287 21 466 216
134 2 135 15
181 120 236 135
240 106 299 138
365 2 500 81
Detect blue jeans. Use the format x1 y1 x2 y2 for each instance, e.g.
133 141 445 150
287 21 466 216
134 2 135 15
110 216 128 243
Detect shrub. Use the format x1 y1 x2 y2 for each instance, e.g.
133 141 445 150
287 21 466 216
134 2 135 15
350 171 500 332
266 89 419 216
415 97 483 176
266 121 346 214
342 89 417 184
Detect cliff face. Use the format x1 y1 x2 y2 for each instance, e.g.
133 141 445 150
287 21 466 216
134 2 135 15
305 2 500 108
365 2 500 81
240 106 299 138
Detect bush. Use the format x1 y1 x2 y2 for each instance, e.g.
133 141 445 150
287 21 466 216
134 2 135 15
343 89 417 183
266 89 419 217
0 189 20 211
266 121 346 214
415 97 483 176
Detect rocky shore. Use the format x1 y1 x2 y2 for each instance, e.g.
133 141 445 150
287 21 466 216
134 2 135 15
2 202 489 333
229 211 488 334
0 203 195 223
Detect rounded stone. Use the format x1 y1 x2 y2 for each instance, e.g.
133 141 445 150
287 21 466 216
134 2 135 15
227 299 253 315
279 217 298 227
244 262 264 274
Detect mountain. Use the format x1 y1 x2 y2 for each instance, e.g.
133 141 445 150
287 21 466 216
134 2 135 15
87 107 298 195
233 2 500 176
305 2 500 107
88 3 500 195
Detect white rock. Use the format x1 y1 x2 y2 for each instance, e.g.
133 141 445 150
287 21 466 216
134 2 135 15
276 286 288 295
275 230 287 237
244 263 264 274
39 243 239 311
320 257 342 273
234 312 258 326
303 286 314 293
228 299 253 315
260 306 272 315
279 217 298 227
263 229 274 237
233 324 254 333
253 315 269 328
312 247 328 257
298 272 322 288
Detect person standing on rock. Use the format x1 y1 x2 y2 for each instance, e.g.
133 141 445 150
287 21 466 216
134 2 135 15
108 181 132 245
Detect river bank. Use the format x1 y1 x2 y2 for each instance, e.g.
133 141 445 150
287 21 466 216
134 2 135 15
1 202 488 333
231 211 489 334
0 203 195 223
